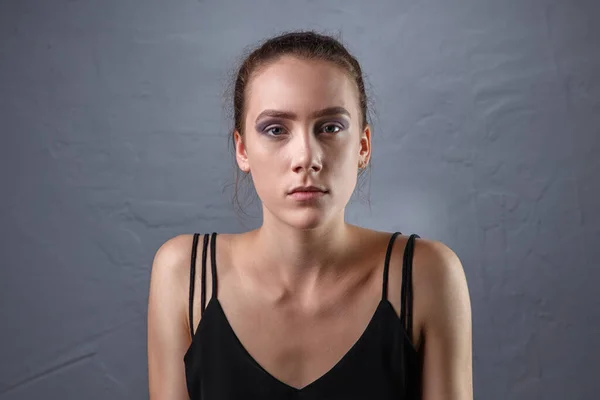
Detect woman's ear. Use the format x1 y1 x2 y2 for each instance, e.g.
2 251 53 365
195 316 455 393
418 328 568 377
358 124 371 169
234 130 250 173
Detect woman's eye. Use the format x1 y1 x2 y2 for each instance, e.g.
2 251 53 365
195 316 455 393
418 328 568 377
321 124 342 134
265 126 285 136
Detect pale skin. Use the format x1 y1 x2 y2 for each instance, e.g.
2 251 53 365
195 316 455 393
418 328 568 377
147 55 473 399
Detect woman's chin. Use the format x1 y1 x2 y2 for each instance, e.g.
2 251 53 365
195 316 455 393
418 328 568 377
285 209 332 230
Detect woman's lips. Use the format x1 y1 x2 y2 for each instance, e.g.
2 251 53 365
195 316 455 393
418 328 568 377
288 190 327 201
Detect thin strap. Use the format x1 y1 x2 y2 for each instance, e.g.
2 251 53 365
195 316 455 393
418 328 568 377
210 232 218 300
400 233 420 342
189 233 201 338
382 232 402 301
200 233 210 317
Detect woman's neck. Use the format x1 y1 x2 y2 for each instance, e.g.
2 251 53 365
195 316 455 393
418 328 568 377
246 213 357 297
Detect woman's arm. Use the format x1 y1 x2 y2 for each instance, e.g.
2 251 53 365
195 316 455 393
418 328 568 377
420 240 473 400
147 235 194 400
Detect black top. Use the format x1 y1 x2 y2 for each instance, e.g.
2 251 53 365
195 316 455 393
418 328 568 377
184 232 421 399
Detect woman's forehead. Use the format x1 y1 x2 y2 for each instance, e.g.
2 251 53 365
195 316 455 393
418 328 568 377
246 57 359 119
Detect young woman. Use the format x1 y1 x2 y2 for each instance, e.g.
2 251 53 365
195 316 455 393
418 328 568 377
147 30 472 399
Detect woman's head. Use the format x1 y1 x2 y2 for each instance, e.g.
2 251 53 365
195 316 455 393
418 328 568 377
227 30 373 229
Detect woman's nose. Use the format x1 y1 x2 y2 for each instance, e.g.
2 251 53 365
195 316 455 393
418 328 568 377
291 132 322 173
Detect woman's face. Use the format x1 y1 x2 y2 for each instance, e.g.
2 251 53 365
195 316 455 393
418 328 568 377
235 55 371 230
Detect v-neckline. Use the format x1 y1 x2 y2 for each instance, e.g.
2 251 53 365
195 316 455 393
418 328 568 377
211 296 390 392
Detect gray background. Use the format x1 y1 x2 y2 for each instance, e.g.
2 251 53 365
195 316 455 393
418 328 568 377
1 0 598 398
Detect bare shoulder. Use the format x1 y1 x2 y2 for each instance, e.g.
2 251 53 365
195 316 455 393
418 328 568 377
153 233 197 264
149 232 239 336
147 233 200 399
148 234 199 333
150 234 197 294
411 236 472 388
410 240 473 398
412 238 466 282
379 231 470 350
411 238 471 318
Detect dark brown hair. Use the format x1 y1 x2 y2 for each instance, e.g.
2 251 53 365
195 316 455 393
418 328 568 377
224 30 375 217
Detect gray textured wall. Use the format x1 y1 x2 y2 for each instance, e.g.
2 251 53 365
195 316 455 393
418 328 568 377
1 0 598 399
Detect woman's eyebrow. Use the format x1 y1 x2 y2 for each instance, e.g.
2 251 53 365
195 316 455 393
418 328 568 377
255 106 351 123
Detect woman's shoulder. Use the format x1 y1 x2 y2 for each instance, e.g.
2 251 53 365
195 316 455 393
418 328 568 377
152 231 238 264
354 226 461 268
409 236 467 301
408 235 470 349
364 227 462 275
149 232 241 292
152 233 197 270
360 228 468 348
380 229 466 309
351 227 464 291
149 234 199 298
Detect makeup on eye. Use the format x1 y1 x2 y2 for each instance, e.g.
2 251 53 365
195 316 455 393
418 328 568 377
257 120 348 136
